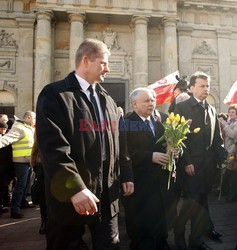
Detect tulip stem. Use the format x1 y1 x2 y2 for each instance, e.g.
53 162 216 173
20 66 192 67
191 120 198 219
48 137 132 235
167 171 171 190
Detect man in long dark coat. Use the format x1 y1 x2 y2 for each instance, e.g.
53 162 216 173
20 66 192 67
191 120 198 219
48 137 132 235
122 87 174 250
36 38 134 249
174 72 225 250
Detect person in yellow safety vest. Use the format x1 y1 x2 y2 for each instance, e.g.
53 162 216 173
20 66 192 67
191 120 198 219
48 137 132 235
0 111 36 219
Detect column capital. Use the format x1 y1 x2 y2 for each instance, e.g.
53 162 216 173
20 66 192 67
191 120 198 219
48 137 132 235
162 16 178 27
36 11 53 22
216 29 232 38
132 15 150 25
68 13 86 23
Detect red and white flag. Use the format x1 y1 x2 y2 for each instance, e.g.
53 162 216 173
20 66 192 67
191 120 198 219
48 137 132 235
148 71 179 105
223 80 237 105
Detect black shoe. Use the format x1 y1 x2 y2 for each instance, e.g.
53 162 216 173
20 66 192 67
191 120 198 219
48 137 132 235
0 206 9 213
208 230 222 241
39 220 46 235
21 201 35 209
175 236 187 250
226 196 237 203
198 242 214 250
11 211 24 219
156 239 171 250
78 238 89 250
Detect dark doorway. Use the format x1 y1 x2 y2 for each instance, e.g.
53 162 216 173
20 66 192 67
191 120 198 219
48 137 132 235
101 80 126 111
0 106 15 118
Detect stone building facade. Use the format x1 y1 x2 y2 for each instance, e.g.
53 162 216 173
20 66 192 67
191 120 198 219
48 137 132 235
0 0 237 117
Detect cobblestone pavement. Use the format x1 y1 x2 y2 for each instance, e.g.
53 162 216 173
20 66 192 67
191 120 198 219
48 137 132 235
0 192 236 250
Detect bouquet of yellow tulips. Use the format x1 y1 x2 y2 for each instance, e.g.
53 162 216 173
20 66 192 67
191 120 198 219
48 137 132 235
157 112 200 190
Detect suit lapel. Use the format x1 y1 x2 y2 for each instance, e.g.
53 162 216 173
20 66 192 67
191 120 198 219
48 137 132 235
129 112 155 140
207 104 216 145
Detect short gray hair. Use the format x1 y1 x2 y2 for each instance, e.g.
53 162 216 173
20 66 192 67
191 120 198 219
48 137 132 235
23 111 35 119
130 87 156 104
75 38 111 67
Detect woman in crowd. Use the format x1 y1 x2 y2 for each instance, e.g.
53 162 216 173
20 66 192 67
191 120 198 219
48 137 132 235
220 105 237 202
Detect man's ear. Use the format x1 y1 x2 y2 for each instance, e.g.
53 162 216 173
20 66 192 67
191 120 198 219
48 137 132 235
82 56 89 67
132 100 137 109
189 85 194 93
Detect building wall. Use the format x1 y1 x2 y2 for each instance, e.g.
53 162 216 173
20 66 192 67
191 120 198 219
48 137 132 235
0 0 236 117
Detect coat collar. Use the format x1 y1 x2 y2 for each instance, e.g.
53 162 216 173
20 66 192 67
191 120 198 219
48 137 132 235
189 95 210 109
64 71 109 97
127 111 158 139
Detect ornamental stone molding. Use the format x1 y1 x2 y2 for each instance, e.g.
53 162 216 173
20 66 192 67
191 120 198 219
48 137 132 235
7 0 14 12
195 64 215 77
0 61 10 68
192 41 216 56
73 0 81 6
0 80 18 100
106 0 113 8
0 30 17 48
137 0 144 10
90 0 97 7
56 0 64 5
102 28 120 51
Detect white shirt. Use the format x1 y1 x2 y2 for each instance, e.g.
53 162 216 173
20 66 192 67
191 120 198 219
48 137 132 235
75 73 107 161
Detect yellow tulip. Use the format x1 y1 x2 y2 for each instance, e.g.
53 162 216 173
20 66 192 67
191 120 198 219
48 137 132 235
169 112 175 122
229 155 235 161
175 114 180 123
181 116 185 123
166 118 171 124
193 127 200 133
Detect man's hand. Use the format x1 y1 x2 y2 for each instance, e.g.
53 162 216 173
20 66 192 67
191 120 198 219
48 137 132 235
70 188 99 216
185 164 195 176
152 152 169 166
122 182 134 196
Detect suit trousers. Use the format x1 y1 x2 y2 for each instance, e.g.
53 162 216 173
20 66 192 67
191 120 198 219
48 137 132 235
10 162 31 213
46 161 119 250
174 193 214 247
34 164 47 220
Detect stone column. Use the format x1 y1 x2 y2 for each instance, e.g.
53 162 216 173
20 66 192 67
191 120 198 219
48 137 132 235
16 15 35 115
132 16 149 88
162 17 178 75
217 30 231 112
68 13 85 72
34 11 53 105
177 27 193 76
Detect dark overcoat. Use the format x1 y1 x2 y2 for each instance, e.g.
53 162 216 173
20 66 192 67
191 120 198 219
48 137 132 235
36 71 133 225
122 111 172 239
174 96 225 194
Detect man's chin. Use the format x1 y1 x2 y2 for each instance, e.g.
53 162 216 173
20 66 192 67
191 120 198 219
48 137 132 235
99 76 105 83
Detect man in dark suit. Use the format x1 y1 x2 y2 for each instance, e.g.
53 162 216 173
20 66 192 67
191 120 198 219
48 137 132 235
174 72 225 250
122 87 174 250
36 38 134 249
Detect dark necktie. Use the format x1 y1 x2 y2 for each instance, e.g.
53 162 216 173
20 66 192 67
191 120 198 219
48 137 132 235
199 101 205 109
145 119 155 136
88 85 100 123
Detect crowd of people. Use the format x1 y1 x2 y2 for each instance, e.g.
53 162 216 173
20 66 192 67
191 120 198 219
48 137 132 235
0 38 237 250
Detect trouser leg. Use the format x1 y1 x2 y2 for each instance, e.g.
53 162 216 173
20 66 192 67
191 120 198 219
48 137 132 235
11 163 30 213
